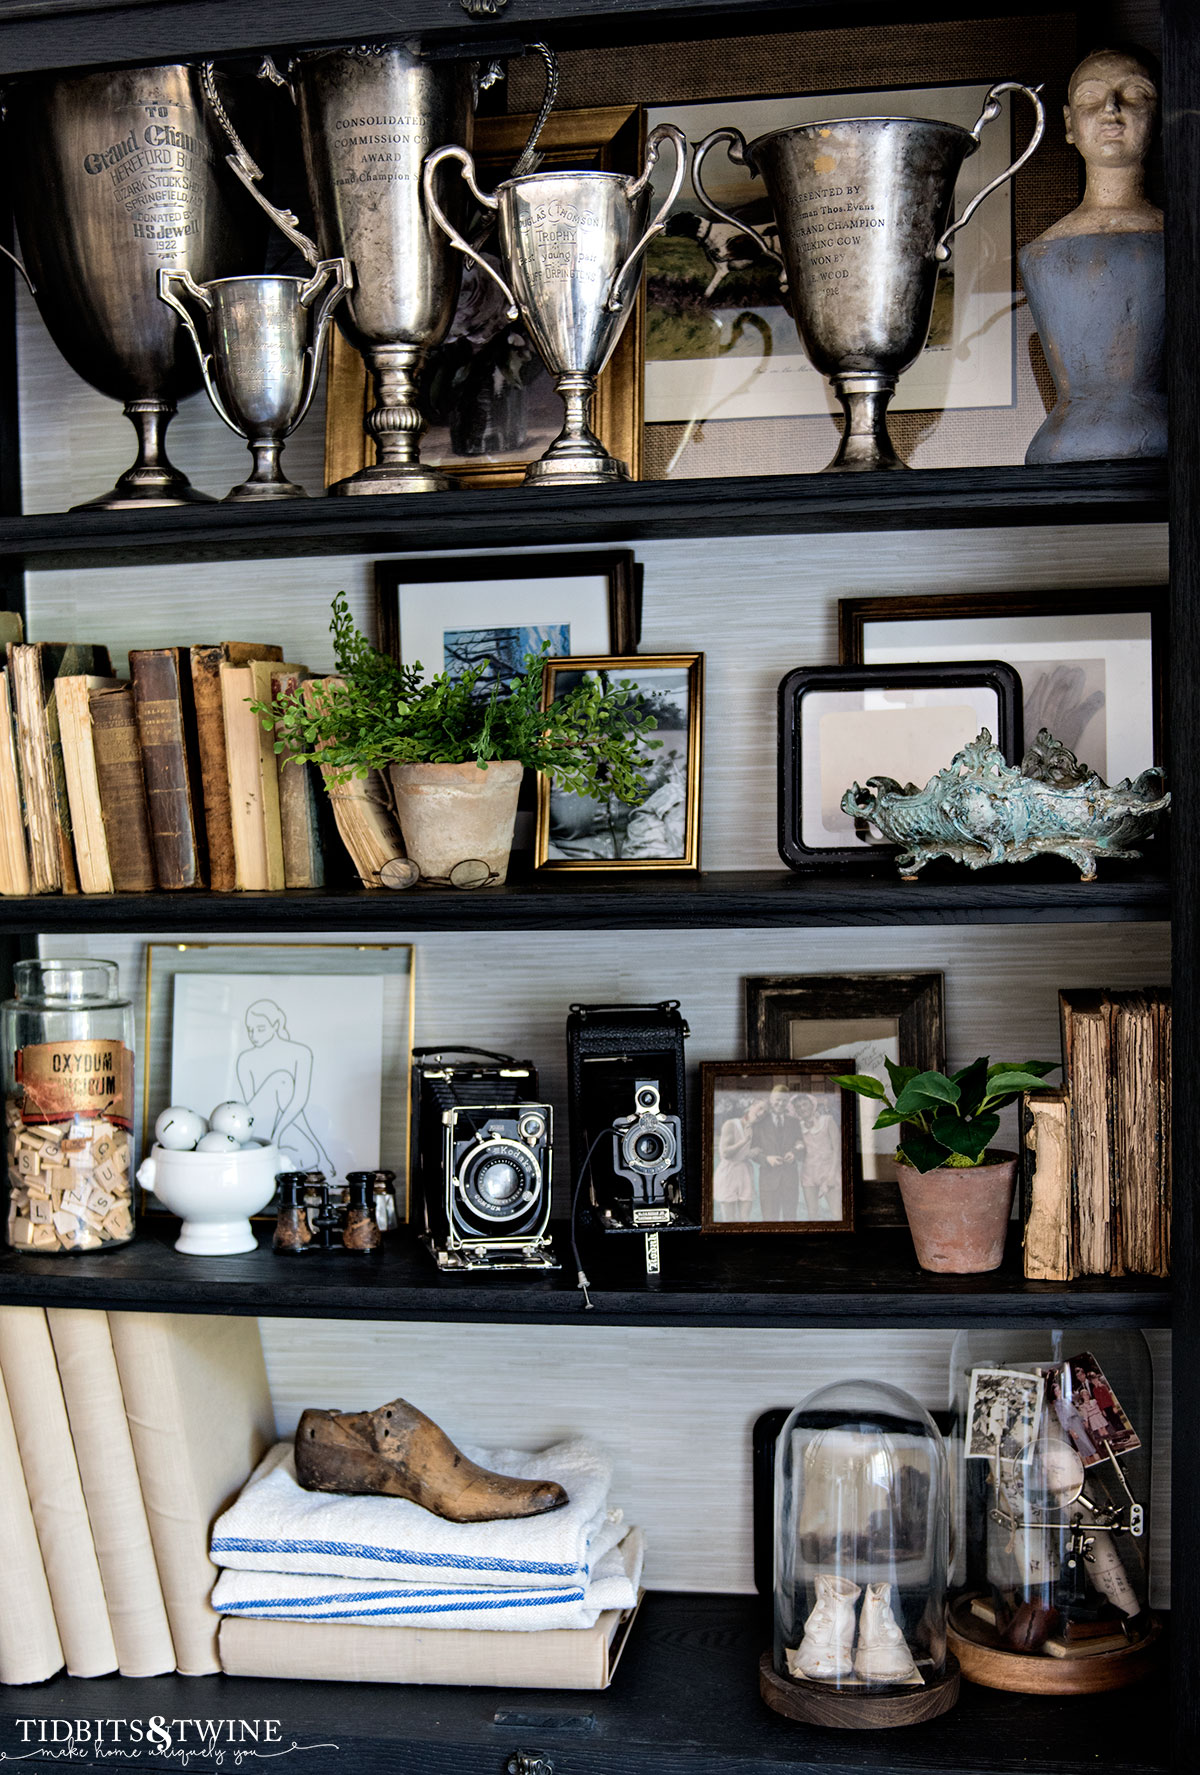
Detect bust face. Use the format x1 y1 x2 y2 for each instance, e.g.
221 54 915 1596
1065 50 1158 171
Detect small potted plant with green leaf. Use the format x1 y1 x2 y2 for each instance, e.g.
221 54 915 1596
835 1056 1059 1273
266 595 659 884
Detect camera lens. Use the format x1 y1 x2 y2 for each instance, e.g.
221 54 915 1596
637 1088 656 1108
635 1130 667 1163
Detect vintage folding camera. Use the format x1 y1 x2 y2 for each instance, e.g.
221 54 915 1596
566 1002 694 1272
409 1047 558 1273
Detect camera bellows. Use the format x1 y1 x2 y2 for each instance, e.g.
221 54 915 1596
294 1398 569 1523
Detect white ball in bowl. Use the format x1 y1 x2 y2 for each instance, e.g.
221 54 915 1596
155 1106 207 1151
210 1101 255 1141
195 1129 242 1154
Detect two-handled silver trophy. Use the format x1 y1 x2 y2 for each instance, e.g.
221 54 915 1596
692 85 1044 471
159 258 350 500
422 123 686 486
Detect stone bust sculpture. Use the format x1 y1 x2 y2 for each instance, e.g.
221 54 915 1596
1019 45 1165 462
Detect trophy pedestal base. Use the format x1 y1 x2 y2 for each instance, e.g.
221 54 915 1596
824 374 908 473
72 480 216 513
524 452 630 489
225 480 309 502
330 462 452 496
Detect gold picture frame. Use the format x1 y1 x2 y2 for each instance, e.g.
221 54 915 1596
324 104 647 491
535 653 703 871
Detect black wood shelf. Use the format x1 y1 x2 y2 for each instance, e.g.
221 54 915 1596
0 1593 1169 1775
0 1222 1170 1327
0 462 1166 569
0 865 1171 934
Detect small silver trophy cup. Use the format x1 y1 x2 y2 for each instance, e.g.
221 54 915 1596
423 124 686 486
693 85 1044 471
159 260 350 500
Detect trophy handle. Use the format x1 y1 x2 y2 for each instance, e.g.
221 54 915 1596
292 257 354 435
506 42 560 178
200 59 321 268
157 268 241 437
935 82 1046 262
692 126 788 295
605 123 687 315
422 146 520 321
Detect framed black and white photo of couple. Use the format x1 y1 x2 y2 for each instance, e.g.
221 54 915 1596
838 587 1168 777
700 1061 854 1235
745 972 944 1226
376 551 642 685
536 653 703 870
778 662 1021 869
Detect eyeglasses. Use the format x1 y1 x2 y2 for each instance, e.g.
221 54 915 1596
380 857 500 892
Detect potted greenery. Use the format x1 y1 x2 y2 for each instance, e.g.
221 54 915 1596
835 1056 1059 1273
266 595 658 884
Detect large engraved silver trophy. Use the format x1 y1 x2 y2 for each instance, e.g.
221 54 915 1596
693 85 1044 472
210 42 555 495
5 63 262 509
423 124 686 486
159 260 350 500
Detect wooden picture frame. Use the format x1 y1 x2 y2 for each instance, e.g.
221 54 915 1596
324 105 646 491
700 1060 854 1235
375 550 642 674
744 972 944 1227
535 653 703 871
838 586 1169 776
777 661 1022 870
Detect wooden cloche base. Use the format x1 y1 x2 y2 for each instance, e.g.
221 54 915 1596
759 1650 961 1730
948 1598 1162 1694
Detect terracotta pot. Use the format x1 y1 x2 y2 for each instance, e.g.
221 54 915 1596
894 1151 1018 1274
388 760 523 884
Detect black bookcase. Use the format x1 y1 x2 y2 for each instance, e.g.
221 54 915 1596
0 1 1193 1770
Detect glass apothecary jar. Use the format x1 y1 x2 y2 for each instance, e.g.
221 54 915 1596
765 1379 959 1729
3 959 135 1254
949 1330 1160 1693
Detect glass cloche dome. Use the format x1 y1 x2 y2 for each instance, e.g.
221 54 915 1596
765 1379 958 1729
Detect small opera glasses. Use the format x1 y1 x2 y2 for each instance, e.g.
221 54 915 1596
423 124 686 487
158 259 350 500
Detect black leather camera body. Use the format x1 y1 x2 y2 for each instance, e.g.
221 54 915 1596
566 1003 694 1267
409 1047 558 1272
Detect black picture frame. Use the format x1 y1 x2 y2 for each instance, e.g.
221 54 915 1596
777 661 1022 870
700 1059 855 1236
744 972 945 1227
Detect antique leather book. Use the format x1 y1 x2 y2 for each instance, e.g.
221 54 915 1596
248 659 304 893
302 677 405 888
221 663 271 891
0 669 31 897
1058 989 1114 1276
270 666 325 889
56 674 120 895
1110 988 1171 1278
129 647 206 890
7 641 112 895
89 684 156 892
1021 1087 1074 1282
190 643 283 893
0 1358 63 1684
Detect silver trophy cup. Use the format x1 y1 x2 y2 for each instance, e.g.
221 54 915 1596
159 260 350 500
206 44 554 495
423 124 685 487
693 84 1044 471
5 62 262 509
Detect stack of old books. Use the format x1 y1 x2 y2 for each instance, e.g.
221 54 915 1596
0 637 405 896
1022 987 1171 1281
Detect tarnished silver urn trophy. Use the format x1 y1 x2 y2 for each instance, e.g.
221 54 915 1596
208 43 555 495
423 124 686 486
5 63 262 508
693 85 1045 471
159 259 350 500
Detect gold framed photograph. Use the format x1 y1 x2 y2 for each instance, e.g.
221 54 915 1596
324 104 647 490
535 653 703 871
700 1061 855 1234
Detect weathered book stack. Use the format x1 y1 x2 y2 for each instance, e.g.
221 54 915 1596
1023 988 1171 1280
0 638 403 895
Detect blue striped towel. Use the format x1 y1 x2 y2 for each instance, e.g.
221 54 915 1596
211 1439 616 1590
211 1530 643 1631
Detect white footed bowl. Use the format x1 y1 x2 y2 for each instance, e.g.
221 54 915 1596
136 1141 282 1255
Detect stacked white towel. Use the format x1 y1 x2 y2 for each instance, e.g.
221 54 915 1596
210 1439 643 1632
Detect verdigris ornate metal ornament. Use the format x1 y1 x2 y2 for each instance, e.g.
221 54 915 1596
842 729 1169 881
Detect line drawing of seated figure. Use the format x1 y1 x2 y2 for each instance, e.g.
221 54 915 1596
236 998 335 1175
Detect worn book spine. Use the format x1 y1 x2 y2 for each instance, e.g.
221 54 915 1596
0 669 31 896
0 1361 63 1684
110 1312 274 1676
57 675 117 895
130 648 204 889
0 1305 117 1676
221 663 270 890
47 1308 176 1677
248 659 299 893
43 682 80 894
1110 992 1158 1277
190 644 284 894
1021 1088 1074 1282
8 643 62 893
272 668 324 889
1059 990 1114 1276
1152 989 1172 1277
89 685 156 892
303 676 404 888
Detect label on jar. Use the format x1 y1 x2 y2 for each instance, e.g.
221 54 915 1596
14 1040 133 1129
